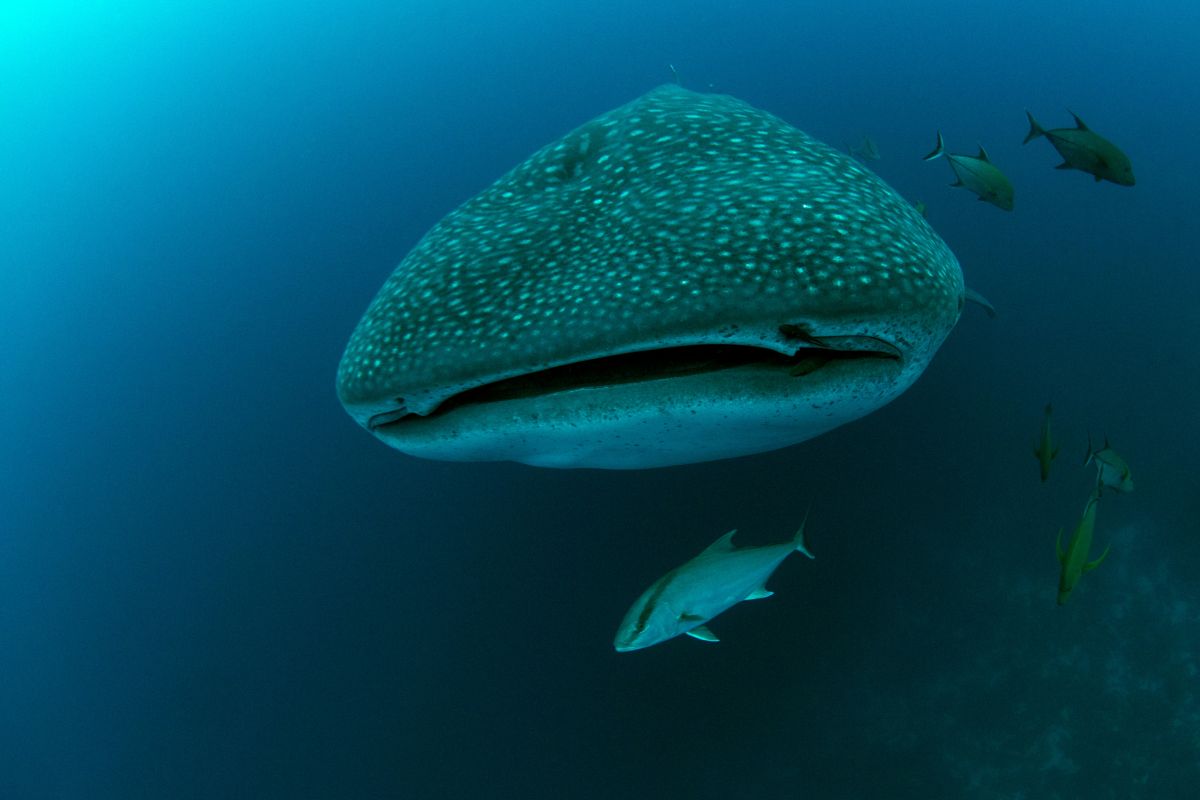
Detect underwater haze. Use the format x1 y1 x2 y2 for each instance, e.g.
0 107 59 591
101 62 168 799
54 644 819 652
4 1 1199 797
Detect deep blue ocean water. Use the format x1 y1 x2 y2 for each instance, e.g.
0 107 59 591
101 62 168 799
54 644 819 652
4 2 1199 797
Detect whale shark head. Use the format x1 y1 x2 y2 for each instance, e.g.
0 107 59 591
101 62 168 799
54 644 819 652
337 86 963 468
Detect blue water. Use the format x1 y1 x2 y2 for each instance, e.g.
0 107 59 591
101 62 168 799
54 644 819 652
4 2 1199 797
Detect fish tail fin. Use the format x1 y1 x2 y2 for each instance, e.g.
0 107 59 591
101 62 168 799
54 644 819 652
921 131 945 161
793 505 815 559
1023 110 1045 144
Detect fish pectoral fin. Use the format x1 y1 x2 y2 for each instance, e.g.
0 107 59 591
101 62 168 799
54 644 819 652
1056 528 1066 564
745 588 774 600
686 625 719 643
1084 544 1111 572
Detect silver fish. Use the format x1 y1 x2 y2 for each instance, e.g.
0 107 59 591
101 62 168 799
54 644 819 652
1085 434 1134 494
923 131 1014 211
614 517 814 652
1024 111 1134 186
1056 490 1109 605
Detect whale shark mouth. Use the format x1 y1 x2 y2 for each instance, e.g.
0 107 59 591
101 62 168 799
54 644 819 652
366 337 901 431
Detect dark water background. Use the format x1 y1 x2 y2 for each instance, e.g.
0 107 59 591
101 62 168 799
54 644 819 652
4 2 1199 797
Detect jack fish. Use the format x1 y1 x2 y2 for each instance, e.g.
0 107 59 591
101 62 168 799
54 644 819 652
1056 492 1109 605
1033 403 1060 482
1024 111 1134 186
613 517 815 652
922 132 1014 211
338 86 964 468
1085 434 1134 494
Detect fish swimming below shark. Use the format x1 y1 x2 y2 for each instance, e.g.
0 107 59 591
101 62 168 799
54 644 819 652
1085 434 1134 495
1056 490 1109 605
614 515 815 652
1033 403 1059 482
337 85 965 468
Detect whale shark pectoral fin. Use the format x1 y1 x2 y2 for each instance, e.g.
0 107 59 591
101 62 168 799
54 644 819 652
1084 544 1111 572
745 587 774 600
686 625 719 642
963 287 996 318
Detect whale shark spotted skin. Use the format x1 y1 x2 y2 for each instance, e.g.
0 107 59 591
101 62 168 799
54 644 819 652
337 85 964 468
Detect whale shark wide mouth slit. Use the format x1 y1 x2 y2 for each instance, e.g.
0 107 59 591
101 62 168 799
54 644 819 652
368 340 900 429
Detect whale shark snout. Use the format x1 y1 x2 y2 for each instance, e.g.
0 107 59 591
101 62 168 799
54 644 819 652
337 85 963 468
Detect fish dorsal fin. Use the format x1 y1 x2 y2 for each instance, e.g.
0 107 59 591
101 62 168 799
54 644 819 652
686 625 719 642
977 144 991 162
1069 110 1089 131
701 529 737 555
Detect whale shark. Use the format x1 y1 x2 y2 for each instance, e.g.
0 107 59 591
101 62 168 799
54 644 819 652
337 85 964 468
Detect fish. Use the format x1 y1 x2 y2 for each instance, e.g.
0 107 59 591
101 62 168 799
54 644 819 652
922 131 1014 211
1023 111 1134 186
1084 434 1134 494
613 515 815 652
1056 491 1109 605
849 134 881 162
337 85 964 468
1033 403 1060 482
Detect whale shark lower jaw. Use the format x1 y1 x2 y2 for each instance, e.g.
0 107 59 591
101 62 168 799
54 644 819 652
352 338 910 469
